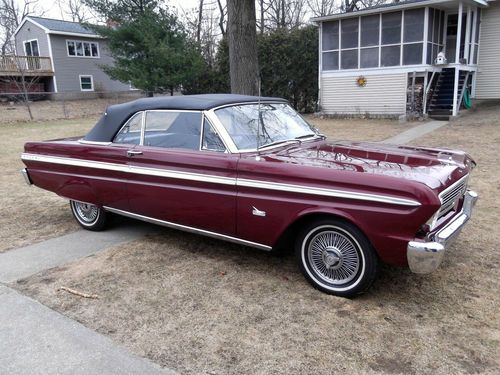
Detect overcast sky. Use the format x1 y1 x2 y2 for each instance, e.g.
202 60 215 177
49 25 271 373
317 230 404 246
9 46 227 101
35 0 208 22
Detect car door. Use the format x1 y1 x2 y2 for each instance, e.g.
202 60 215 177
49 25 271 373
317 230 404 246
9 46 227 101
123 110 238 236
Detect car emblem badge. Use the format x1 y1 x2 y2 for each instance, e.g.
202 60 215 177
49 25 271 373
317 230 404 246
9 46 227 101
252 207 266 217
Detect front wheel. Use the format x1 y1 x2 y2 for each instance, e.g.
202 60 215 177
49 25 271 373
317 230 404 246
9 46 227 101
69 200 107 231
295 218 379 297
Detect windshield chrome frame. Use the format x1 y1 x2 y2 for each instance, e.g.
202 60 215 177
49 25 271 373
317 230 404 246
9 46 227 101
204 101 319 154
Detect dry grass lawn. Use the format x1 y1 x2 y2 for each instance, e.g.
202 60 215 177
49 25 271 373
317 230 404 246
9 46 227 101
0 118 96 252
11 107 500 374
0 97 138 123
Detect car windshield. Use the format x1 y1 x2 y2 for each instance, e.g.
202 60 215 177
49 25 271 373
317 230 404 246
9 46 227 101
215 103 318 151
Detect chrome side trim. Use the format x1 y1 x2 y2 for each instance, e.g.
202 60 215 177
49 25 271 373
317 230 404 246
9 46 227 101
21 153 236 186
21 168 32 185
21 152 421 206
78 140 112 146
238 178 421 207
103 206 272 251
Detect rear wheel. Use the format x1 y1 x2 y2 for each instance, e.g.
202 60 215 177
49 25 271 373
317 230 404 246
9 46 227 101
295 218 378 297
70 200 107 231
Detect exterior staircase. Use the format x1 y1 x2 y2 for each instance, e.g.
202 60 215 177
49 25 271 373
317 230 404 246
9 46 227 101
428 68 468 120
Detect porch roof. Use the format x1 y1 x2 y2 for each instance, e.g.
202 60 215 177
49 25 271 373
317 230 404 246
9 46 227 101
311 0 489 22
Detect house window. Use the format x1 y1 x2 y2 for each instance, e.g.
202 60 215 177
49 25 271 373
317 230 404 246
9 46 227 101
24 40 39 56
67 40 99 58
79 75 94 91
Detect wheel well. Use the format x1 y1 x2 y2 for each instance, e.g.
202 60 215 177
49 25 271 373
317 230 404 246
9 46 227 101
273 213 356 255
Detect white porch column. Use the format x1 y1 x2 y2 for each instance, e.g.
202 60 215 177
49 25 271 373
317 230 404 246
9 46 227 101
455 2 463 63
470 7 478 64
453 2 463 116
464 6 472 63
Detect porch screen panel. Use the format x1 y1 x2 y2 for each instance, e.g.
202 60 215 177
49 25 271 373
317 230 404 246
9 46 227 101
361 15 379 46
322 21 339 70
341 49 358 69
323 51 339 70
322 21 339 51
403 43 423 65
341 18 359 49
382 12 401 44
381 45 400 66
404 9 424 42
427 8 444 65
360 47 378 68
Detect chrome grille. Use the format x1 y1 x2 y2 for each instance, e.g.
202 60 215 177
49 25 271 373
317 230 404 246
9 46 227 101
438 175 468 218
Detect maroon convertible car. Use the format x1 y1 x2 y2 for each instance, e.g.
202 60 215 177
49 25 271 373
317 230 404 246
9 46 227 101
21 94 478 297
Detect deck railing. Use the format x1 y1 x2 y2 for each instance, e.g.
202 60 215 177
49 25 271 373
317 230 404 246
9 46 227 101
0 55 53 75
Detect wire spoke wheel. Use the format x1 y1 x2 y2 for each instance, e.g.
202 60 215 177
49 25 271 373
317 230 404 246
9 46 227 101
74 202 99 223
308 230 360 285
70 200 107 231
296 220 378 297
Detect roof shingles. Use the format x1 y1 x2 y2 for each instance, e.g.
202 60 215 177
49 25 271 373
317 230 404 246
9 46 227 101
29 16 96 35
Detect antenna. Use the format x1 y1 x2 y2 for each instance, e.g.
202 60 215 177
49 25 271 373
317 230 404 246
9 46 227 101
256 77 262 151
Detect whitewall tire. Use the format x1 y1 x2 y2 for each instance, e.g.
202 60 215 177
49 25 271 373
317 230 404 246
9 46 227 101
69 200 107 231
295 218 378 297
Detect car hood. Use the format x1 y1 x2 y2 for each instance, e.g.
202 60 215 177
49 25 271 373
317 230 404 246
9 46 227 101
268 140 475 191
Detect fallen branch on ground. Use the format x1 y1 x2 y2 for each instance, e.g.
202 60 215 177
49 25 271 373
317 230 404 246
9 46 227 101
58 286 100 299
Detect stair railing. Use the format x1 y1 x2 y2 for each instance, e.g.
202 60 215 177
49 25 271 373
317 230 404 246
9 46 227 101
457 71 471 111
423 70 438 115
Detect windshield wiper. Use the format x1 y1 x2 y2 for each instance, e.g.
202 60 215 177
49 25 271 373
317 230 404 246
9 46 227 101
257 139 301 150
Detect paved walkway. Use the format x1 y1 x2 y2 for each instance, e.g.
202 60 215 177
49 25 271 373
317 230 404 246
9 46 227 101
0 221 155 283
382 120 448 144
0 118 448 374
0 285 174 375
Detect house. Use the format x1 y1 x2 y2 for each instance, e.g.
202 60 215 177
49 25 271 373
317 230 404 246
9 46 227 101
0 16 132 97
312 0 500 119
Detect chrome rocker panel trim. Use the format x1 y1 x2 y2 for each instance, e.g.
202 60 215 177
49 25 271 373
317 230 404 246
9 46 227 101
407 190 478 274
21 153 421 207
103 206 272 251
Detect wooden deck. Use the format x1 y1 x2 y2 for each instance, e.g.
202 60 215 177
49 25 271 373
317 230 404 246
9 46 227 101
0 55 53 77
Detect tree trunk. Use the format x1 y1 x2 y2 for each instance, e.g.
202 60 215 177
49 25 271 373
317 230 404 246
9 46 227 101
197 0 204 44
227 0 259 95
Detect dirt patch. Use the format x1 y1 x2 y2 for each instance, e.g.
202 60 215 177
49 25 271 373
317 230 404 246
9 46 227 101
14 108 500 373
0 118 96 252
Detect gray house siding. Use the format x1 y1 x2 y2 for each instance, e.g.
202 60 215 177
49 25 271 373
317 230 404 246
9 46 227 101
14 21 49 57
49 34 130 93
14 20 55 92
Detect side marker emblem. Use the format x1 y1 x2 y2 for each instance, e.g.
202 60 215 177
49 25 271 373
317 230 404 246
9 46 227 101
252 207 266 217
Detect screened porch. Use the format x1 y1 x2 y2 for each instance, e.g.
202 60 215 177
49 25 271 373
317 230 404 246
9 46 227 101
316 0 488 118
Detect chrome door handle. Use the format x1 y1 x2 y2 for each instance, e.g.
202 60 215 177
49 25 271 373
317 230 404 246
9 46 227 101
127 150 143 157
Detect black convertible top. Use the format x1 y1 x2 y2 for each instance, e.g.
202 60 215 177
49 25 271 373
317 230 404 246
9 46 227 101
84 94 287 142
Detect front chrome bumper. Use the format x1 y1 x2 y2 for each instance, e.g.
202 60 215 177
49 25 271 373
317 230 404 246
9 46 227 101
407 190 478 274
21 168 32 186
